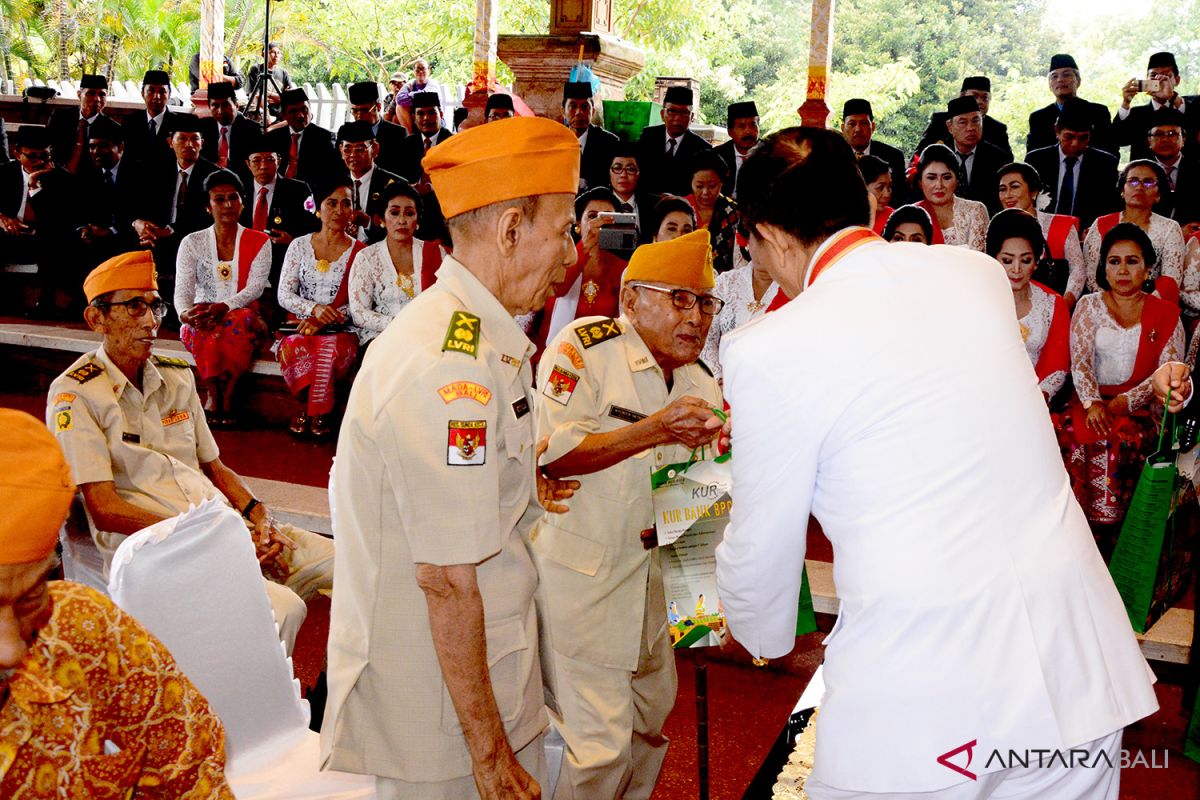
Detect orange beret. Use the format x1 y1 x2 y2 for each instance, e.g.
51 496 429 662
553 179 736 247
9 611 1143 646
83 250 158 304
622 229 715 291
422 116 580 219
0 409 75 565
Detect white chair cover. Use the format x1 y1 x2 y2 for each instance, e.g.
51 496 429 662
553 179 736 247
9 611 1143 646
108 499 373 798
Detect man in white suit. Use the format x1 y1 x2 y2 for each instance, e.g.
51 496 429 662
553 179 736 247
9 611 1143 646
714 127 1158 798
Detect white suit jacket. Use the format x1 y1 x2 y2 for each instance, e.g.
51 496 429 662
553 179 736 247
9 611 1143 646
715 238 1158 792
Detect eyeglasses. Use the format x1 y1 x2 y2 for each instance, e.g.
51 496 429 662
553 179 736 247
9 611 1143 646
1126 177 1159 189
340 144 373 154
1149 130 1181 139
248 155 278 165
94 297 169 319
632 284 725 316
610 165 640 175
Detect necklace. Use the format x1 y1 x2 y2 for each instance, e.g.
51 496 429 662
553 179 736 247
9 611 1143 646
396 271 415 298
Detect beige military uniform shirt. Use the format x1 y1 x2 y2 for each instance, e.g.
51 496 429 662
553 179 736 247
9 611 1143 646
533 315 722 671
322 256 547 783
46 347 222 552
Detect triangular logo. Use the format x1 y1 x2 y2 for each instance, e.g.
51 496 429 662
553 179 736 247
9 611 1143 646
936 739 978 781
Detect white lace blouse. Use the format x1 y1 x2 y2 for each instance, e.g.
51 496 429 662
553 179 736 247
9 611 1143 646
348 238 437 342
1019 284 1066 399
174 225 271 312
1069 292 1184 411
940 196 989 251
1083 212 1186 298
1036 211 1086 300
702 265 779 380
277 234 358 333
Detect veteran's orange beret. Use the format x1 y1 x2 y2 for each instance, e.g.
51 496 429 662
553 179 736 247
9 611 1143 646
622 228 715 291
83 251 158 304
0 409 76 565
422 116 580 220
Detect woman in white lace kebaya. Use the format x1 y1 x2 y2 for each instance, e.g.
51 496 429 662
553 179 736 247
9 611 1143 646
987 210 1070 403
276 178 366 438
175 170 271 427
700 260 779 381
1063 223 1184 543
348 181 442 345
996 162 1087 309
913 144 988 251
1082 161 1187 306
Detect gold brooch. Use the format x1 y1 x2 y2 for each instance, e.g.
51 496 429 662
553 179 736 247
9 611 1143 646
582 280 599 305
315 259 331 273
396 271 415 298
273 216 282 225
216 262 233 281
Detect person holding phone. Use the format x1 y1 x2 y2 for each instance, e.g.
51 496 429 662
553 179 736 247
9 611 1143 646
1114 51 1200 161
240 134 319 325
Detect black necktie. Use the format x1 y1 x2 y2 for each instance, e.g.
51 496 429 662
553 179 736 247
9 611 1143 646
104 169 115 190
148 118 157 141
1058 157 1077 216
620 202 633 213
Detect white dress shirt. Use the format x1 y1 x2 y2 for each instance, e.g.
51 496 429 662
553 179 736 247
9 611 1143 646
715 236 1158 792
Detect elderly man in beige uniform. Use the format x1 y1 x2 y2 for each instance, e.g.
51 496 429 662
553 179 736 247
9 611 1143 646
321 116 581 800
47 250 334 654
534 228 724 799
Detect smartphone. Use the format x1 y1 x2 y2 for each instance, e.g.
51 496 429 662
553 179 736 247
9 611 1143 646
1137 78 1162 93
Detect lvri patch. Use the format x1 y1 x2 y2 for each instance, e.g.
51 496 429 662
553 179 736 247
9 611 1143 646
447 420 487 466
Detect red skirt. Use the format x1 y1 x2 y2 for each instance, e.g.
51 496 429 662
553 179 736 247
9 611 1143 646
1058 410 1158 525
180 307 267 381
277 332 359 417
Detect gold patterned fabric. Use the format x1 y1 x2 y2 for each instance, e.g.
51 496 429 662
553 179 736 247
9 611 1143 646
0 582 233 799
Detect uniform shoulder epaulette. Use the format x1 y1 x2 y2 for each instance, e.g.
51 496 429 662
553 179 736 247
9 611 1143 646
442 310 481 358
152 355 191 368
574 317 622 349
66 362 104 384
696 358 714 378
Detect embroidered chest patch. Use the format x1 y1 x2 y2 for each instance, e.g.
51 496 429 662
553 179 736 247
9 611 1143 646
447 420 487 466
437 381 493 406
161 410 190 427
542 366 579 406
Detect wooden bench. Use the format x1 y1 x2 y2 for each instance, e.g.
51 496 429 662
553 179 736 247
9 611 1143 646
804 559 1193 665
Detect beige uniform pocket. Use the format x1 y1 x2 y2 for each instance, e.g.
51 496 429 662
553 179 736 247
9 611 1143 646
441 613 533 733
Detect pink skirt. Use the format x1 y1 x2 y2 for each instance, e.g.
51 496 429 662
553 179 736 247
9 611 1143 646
277 332 358 417
180 307 267 381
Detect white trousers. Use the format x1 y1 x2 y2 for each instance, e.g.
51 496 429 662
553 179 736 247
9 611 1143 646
805 729 1123 800
374 733 547 800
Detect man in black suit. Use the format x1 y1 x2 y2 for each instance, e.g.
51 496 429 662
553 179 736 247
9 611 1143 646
199 81 259 186
1144 107 1197 219
394 91 453 185
915 76 1013 163
713 101 759 199
635 85 712 196
121 70 182 166
46 73 111 173
347 81 407 176
240 135 317 320
77 116 141 266
131 115 218 322
562 81 619 193
1026 54 1115 156
839 98 908 206
606 142 658 244
0 126 79 317
336 121 405 244
1114 52 1200 162
943 96 1007 214
1026 103 1120 231
265 87 340 188
484 93 516 122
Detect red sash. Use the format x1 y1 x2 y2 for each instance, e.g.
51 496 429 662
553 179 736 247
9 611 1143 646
1031 282 1070 385
331 240 366 311
1068 293 1180 444
420 239 444 291
915 200 947 245
1044 214 1079 261
872 205 894 235
1093 212 1121 242
236 228 271 295
765 227 883 312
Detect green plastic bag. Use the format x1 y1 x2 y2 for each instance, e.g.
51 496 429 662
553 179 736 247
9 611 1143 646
1108 411 1179 633
1186 687 1200 764
796 565 818 636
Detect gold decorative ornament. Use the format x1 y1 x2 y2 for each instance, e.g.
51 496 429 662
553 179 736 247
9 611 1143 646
216 262 233 281
314 259 331 273
582 280 600 305
396 271 415 299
